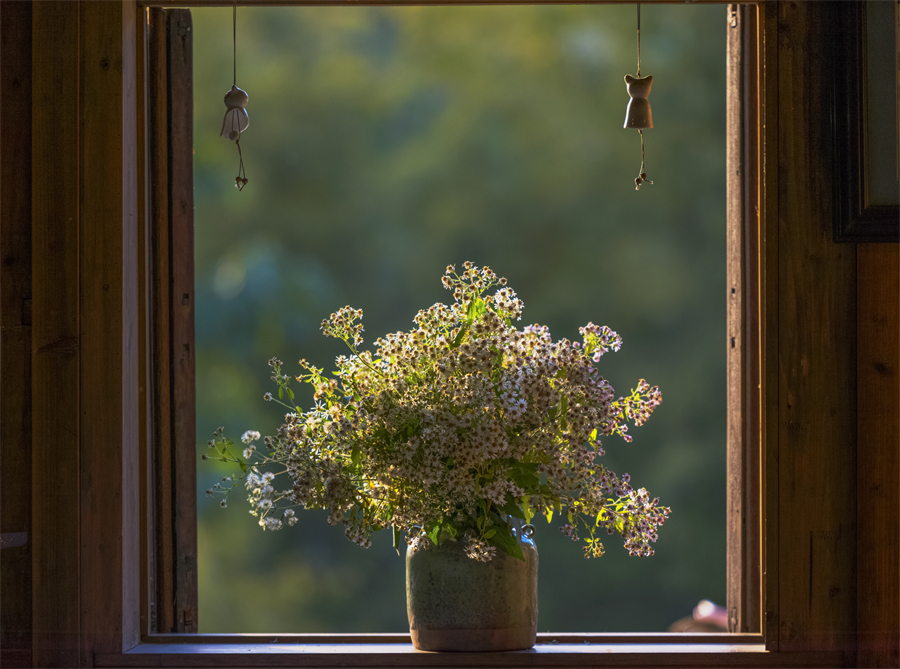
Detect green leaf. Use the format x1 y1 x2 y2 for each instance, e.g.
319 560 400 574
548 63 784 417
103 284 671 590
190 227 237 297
466 298 478 324
483 529 497 539
238 460 247 473
490 524 525 561
351 445 360 466
426 522 442 546
278 387 284 400
512 472 539 490
499 499 525 520
392 526 401 555
451 325 468 349
287 388 295 401
523 496 535 524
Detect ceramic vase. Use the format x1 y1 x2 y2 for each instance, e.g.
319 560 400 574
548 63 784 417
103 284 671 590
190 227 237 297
406 526 538 652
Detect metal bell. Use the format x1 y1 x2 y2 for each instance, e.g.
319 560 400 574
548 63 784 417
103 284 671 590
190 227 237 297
623 74 653 129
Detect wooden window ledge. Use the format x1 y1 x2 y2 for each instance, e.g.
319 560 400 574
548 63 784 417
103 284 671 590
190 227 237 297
95 634 844 667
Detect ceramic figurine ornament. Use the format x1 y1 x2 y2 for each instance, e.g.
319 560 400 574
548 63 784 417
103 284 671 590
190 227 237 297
222 0 249 191
624 3 653 191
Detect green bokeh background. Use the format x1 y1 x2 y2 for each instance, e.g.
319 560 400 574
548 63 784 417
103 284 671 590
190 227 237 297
193 4 727 633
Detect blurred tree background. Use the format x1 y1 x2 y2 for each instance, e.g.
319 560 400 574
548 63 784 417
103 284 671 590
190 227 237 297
193 3 726 633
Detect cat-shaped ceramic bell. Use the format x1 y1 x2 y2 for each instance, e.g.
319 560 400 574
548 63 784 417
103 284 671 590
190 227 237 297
623 75 653 129
221 84 249 141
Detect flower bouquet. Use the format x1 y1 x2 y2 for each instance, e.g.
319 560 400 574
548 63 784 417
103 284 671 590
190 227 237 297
205 262 669 563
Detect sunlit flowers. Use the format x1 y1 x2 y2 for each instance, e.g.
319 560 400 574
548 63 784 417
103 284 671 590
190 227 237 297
206 262 669 561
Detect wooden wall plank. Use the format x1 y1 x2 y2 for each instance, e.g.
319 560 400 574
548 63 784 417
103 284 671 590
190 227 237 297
0 1 34 664
30 2 82 666
122 0 142 652
760 0 779 650
774 1 857 655
135 2 155 635
167 7 199 635
136 3 154 640
856 243 900 668
78 0 141 660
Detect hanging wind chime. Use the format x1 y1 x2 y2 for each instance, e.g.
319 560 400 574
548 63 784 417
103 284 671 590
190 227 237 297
221 0 249 191
624 3 653 190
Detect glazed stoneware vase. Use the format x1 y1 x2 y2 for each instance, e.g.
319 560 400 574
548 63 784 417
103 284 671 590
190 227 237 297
406 527 538 652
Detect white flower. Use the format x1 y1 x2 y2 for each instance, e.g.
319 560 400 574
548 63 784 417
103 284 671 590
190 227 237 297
241 430 261 444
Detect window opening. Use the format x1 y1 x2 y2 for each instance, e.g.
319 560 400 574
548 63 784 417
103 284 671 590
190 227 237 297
191 4 727 634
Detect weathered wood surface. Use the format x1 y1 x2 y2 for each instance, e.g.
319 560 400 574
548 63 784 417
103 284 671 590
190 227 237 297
726 2 762 636
149 7 199 635
168 8 199 635
30 2 82 666
856 243 900 668
773 1 857 654
149 5 175 637
0 1 33 666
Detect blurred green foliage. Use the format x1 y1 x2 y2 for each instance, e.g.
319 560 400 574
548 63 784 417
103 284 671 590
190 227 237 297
193 3 726 633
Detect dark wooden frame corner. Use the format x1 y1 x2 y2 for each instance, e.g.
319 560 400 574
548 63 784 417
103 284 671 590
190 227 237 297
832 1 900 243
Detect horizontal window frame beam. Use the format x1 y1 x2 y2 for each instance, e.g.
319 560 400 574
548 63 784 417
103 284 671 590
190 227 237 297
97 638 844 669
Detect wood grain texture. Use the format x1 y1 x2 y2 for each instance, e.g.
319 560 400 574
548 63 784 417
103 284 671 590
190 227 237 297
78 0 142 660
856 243 900 668
148 7 199 635
167 8 199 634
0 0 33 661
759 0 779 651
149 5 174 636
726 3 762 636
137 3 154 641
774 1 857 655
123 0 143 652
30 2 82 666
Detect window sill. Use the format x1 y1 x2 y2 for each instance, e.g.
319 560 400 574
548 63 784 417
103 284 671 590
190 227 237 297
95 634 845 668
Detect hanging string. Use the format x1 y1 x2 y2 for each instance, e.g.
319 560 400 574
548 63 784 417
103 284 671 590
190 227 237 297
233 0 237 86
635 129 651 190
236 140 247 185
636 3 641 78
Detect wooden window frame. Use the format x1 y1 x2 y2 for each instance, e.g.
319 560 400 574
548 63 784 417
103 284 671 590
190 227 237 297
18 0 870 666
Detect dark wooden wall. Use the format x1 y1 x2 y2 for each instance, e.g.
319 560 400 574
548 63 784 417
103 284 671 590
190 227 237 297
0 2 33 666
2 1 141 666
0 1 897 667
763 4 898 664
